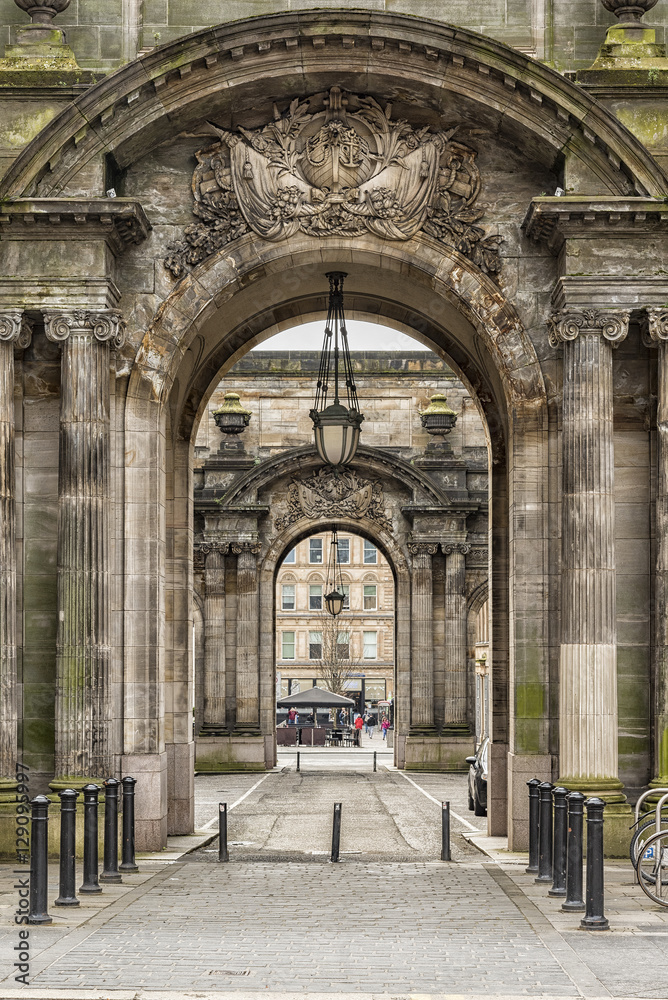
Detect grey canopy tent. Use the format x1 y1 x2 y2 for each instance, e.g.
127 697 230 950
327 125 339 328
276 687 354 709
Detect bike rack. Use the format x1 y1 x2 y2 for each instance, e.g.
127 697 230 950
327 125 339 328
635 790 668 907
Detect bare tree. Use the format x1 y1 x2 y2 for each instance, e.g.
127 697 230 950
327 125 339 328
314 612 361 699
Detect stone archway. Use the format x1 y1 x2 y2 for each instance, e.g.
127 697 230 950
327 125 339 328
2 8 666 857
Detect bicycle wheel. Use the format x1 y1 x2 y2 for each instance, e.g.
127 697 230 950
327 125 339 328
636 831 668 906
630 816 661 871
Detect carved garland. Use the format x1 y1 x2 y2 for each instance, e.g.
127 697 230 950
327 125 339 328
275 467 392 532
164 88 502 279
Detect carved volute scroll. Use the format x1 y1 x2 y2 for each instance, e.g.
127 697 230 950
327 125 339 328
547 309 630 348
164 88 502 279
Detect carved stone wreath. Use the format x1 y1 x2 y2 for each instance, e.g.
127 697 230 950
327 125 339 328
164 88 502 279
275 467 392 532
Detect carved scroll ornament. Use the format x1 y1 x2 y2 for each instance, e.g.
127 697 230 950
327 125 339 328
275 467 391 532
548 309 630 348
164 88 502 279
0 312 32 348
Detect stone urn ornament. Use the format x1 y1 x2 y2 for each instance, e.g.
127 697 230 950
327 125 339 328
13 0 71 25
600 0 658 21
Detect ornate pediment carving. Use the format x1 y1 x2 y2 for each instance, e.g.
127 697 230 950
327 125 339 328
164 88 502 278
275 467 392 532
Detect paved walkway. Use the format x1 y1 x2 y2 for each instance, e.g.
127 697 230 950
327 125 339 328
0 759 666 999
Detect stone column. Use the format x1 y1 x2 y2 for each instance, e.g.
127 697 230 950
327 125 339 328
548 309 628 807
233 542 260 731
0 313 32 799
645 309 668 789
443 543 470 733
202 544 227 733
45 310 124 782
408 543 438 729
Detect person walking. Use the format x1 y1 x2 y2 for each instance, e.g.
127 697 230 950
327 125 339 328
364 710 376 739
381 716 390 740
354 712 364 746
288 707 297 726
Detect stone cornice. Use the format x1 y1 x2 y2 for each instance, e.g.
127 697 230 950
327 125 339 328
0 198 151 255
548 309 630 347
523 196 668 253
552 274 668 311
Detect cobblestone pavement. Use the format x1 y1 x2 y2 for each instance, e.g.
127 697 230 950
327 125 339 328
1 768 666 999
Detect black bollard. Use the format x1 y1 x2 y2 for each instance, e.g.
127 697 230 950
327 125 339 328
525 778 541 873
119 776 138 873
581 797 609 930
296 751 300 772
79 783 102 894
55 789 80 907
331 802 342 862
373 751 377 772
535 781 554 883
562 791 585 912
441 801 451 862
28 795 52 924
100 778 122 884
218 802 229 863
548 786 568 897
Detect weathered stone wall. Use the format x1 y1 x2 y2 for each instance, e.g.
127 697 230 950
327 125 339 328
2 0 667 73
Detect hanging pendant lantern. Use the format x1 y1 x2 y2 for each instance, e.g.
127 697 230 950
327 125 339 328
309 272 364 467
324 527 345 618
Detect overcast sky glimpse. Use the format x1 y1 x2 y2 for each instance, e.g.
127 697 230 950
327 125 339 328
252 320 431 352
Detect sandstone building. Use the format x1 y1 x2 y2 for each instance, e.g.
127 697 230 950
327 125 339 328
1 0 668 855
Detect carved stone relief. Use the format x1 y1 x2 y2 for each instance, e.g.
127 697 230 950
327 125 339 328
274 467 392 532
164 88 502 278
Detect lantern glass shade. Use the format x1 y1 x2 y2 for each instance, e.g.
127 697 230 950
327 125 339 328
312 403 362 467
325 589 345 617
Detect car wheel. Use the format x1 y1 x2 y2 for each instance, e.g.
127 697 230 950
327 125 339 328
474 789 486 816
468 787 474 811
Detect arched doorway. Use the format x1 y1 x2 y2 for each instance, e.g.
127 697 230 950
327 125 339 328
4 9 664 858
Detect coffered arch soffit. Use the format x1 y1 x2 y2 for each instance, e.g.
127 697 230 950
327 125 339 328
0 11 665 200
137 235 544 460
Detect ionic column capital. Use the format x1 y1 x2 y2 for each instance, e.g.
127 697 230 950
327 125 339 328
442 543 470 556
0 311 33 348
195 541 229 556
230 541 261 555
548 309 630 348
642 308 668 346
44 309 126 349
408 542 439 556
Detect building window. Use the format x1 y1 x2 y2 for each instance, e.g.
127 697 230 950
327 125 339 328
337 537 350 564
336 631 350 659
363 584 377 610
309 585 323 610
281 632 295 659
365 678 386 703
363 631 377 659
309 630 322 659
281 584 295 611
283 547 296 564
363 540 377 564
341 584 350 610
309 538 323 563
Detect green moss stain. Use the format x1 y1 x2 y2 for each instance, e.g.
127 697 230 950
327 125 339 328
0 107 58 149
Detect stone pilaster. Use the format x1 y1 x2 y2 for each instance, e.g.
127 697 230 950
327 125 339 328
45 310 124 783
644 309 668 789
0 313 32 800
232 542 261 732
201 544 227 734
408 542 438 730
549 309 629 817
443 544 470 733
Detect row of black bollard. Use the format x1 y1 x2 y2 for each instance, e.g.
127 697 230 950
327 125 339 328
526 779 608 930
28 776 138 924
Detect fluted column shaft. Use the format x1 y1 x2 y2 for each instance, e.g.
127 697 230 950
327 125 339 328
0 314 31 794
234 543 260 730
549 310 628 790
409 543 437 729
646 310 668 786
203 547 226 729
45 311 124 780
444 544 469 730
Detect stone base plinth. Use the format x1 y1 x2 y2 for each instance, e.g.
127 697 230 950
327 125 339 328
0 792 108 860
196 734 266 773
507 752 552 851
404 732 474 771
560 778 633 858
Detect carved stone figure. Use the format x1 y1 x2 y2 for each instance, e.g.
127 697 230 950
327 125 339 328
164 88 502 278
275 467 392 531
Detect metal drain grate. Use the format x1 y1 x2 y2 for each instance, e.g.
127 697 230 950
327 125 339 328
210 969 252 977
